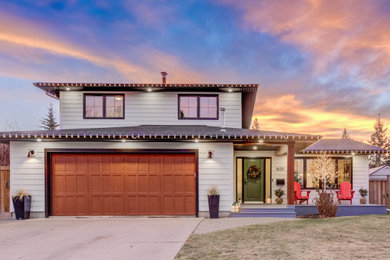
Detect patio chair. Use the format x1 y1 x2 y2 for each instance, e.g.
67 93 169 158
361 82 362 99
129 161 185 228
336 182 355 205
294 182 311 204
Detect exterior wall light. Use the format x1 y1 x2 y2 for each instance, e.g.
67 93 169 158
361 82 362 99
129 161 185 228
228 88 233 92
351 152 356 156
147 88 152 92
207 150 214 159
258 139 264 143
65 87 70 91
36 138 42 142
27 150 35 158
194 139 199 143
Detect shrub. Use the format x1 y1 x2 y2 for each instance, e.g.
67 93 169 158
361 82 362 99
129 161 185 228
315 190 338 218
274 188 284 198
359 188 368 197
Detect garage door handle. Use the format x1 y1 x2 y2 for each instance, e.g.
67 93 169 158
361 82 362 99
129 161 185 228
194 172 196 178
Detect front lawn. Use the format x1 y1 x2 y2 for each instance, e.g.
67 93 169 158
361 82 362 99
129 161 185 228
176 215 390 259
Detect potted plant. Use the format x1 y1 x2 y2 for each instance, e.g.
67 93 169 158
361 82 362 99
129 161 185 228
231 201 240 212
359 188 368 204
274 188 284 204
12 190 31 220
208 187 220 218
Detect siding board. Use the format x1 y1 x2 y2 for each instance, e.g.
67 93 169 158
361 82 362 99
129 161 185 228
60 91 242 129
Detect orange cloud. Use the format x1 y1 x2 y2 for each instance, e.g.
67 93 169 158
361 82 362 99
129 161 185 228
0 11 203 83
223 0 390 90
253 94 379 141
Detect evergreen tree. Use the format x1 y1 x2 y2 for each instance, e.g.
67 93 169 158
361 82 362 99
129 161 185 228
341 128 350 139
251 118 260 130
40 103 59 130
369 114 390 167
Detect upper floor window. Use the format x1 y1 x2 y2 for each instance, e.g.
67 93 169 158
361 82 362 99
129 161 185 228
178 95 218 119
84 94 124 119
294 157 352 189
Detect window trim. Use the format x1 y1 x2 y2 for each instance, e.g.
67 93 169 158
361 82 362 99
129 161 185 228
294 156 353 190
178 94 219 120
83 94 125 119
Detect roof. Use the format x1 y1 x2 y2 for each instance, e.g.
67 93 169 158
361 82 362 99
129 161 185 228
369 165 390 175
369 165 390 181
0 125 321 143
302 138 387 154
34 82 258 128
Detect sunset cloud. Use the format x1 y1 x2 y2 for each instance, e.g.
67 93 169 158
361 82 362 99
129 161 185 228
0 11 203 83
0 1 389 139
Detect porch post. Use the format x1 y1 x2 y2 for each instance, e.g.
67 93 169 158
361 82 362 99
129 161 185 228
287 142 295 205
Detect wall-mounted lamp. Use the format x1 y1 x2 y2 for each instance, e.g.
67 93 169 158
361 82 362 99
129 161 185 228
351 152 356 156
27 150 35 158
207 150 214 159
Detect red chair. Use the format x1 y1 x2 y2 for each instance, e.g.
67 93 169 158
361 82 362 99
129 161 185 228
336 182 355 205
294 182 311 204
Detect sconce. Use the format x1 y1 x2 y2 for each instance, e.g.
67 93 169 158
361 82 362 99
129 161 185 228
27 150 35 158
207 150 214 159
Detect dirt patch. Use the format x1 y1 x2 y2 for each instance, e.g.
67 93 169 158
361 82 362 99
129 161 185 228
176 215 390 259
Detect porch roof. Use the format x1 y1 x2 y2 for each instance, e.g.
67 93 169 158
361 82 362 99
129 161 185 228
302 139 387 154
0 125 321 143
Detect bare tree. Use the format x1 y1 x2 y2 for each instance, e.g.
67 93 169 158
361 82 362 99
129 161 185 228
251 118 260 130
0 144 9 166
310 153 337 191
341 128 350 139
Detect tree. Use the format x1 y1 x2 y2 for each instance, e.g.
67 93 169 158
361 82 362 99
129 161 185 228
310 153 337 191
369 114 390 167
0 144 9 166
341 128 350 139
251 118 260 130
40 103 59 130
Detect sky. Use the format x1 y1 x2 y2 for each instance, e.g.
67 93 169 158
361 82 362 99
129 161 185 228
0 0 390 141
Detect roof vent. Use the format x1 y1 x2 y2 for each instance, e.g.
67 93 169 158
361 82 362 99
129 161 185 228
161 72 168 84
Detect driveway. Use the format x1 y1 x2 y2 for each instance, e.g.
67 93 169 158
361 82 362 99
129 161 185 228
0 217 202 260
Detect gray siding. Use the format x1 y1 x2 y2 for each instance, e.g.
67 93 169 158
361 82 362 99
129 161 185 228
59 91 242 129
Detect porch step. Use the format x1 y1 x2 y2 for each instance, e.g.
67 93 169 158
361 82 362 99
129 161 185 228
231 206 296 218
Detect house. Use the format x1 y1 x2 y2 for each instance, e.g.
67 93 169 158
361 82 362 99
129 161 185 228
0 74 386 217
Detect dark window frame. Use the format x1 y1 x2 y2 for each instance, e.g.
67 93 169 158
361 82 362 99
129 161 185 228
294 157 353 190
83 94 125 119
178 94 219 120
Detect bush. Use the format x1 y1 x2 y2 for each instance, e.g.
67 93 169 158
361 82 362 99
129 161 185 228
274 188 284 198
315 190 338 218
359 188 368 197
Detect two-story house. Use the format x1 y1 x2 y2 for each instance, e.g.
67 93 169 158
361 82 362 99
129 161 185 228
0 74 386 217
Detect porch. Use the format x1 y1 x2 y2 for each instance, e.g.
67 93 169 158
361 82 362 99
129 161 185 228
230 204 387 218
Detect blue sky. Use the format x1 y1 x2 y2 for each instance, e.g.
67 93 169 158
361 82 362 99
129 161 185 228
1 0 390 139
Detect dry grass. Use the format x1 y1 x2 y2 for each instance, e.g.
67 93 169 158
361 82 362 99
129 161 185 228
176 215 390 260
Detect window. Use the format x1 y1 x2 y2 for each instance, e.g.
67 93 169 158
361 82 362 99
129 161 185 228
178 95 218 119
294 157 352 189
84 94 124 119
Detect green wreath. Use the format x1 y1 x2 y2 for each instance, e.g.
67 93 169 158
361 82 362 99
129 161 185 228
247 165 262 179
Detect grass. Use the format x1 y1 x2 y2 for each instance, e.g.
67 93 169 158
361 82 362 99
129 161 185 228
176 215 390 260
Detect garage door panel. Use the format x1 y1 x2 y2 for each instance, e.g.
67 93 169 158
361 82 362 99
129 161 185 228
126 175 137 192
137 156 148 173
127 196 139 213
76 175 88 193
138 175 148 192
52 153 196 216
65 175 77 193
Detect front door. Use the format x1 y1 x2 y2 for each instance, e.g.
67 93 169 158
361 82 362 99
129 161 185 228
243 158 265 202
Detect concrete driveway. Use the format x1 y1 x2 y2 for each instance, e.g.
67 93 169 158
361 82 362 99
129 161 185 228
0 217 202 260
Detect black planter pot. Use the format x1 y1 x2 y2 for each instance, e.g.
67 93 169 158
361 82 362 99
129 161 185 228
208 195 220 219
12 195 31 220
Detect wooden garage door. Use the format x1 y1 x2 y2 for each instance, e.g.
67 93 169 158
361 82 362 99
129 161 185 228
51 153 196 216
